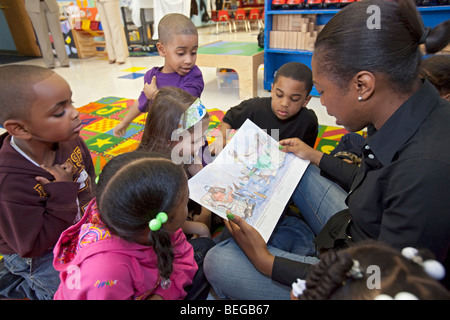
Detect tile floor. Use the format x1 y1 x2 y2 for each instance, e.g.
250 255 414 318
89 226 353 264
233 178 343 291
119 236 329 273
0 27 338 135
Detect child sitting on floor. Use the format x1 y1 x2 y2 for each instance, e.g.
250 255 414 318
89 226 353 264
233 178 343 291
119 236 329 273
0 65 96 299
53 151 198 300
113 13 204 137
210 61 318 155
137 86 212 238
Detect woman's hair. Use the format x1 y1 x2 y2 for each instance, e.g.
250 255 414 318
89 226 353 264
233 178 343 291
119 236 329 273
96 151 188 280
137 86 209 158
299 240 450 300
313 0 450 94
419 55 450 96
274 62 313 95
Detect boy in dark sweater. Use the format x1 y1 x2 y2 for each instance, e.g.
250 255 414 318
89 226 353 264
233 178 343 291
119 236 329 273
0 65 96 299
210 62 318 154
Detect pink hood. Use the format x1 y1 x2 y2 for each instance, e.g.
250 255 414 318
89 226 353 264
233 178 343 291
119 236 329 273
53 199 197 300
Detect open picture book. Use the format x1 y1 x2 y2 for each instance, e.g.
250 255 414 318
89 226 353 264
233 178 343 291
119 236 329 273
188 119 310 242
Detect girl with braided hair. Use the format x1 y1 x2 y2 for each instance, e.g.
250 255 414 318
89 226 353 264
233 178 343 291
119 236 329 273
292 241 450 300
53 151 198 300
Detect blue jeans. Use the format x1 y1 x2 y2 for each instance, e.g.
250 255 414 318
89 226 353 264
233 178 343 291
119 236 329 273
0 250 60 300
204 164 349 300
185 237 216 300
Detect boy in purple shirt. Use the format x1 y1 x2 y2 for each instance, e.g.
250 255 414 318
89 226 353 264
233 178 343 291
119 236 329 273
113 13 204 137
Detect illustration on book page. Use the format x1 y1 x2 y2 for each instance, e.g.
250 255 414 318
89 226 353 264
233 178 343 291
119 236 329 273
188 119 309 242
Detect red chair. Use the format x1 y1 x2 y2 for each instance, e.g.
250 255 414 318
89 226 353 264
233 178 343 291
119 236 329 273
248 8 263 31
216 10 233 34
234 8 249 32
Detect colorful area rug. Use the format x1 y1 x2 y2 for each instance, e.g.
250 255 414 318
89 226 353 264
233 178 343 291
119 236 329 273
77 96 228 176
77 96 365 176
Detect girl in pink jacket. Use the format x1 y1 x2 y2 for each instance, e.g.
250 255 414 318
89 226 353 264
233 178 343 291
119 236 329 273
53 151 198 300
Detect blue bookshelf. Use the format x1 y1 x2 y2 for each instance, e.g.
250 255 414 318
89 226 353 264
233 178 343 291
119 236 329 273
263 3 450 95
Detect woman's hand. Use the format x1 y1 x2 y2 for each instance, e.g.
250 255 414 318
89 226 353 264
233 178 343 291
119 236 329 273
225 212 274 277
279 138 323 166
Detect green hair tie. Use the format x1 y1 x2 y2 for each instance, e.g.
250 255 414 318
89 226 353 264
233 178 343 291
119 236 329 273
149 212 168 231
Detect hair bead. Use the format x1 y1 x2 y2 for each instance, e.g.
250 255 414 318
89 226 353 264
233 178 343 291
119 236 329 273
149 212 168 231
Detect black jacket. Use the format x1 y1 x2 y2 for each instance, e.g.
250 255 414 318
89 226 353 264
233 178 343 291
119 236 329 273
272 80 450 286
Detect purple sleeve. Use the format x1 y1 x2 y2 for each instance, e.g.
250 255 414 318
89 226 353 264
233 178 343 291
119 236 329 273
180 66 204 98
137 68 157 113
137 66 204 113
137 91 148 113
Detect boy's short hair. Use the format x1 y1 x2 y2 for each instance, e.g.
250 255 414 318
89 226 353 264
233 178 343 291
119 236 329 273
0 65 54 124
274 62 313 95
158 13 198 45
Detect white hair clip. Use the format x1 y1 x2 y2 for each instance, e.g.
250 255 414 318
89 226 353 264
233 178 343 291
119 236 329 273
401 247 446 280
291 278 307 298
347 259 364 279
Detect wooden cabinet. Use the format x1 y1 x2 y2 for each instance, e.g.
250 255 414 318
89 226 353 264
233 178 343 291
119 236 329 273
70 19 107 58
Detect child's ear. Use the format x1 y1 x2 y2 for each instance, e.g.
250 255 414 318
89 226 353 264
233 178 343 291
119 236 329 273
303 95 312 107
443 92 450 102
3 119 32 139
156 42 165 57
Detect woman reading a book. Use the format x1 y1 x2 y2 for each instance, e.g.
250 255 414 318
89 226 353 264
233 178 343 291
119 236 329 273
203 0 450 299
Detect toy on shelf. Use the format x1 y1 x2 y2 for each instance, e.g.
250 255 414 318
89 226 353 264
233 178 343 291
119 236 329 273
271 0 288 10
304 0 324 9
287 0 306 9
272 0 309 9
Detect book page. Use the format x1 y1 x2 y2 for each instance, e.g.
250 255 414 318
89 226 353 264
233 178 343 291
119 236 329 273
188 119 309 242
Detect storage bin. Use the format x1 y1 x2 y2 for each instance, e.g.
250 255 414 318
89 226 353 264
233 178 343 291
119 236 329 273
74 21 82 30
81 20 91 31
90 21 100 30
216 68 239 90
